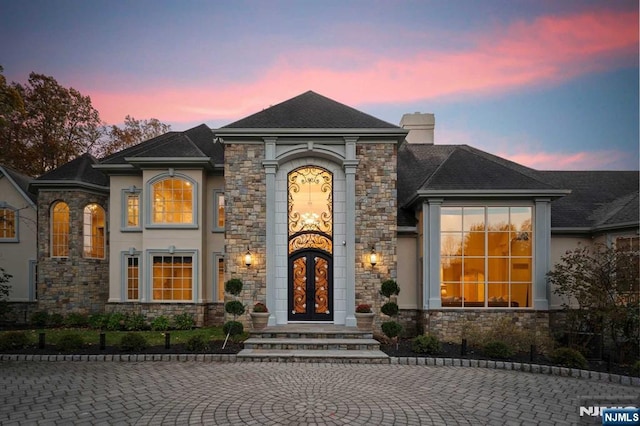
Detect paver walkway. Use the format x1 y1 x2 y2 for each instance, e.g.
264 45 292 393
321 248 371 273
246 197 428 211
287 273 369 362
0 361 637 425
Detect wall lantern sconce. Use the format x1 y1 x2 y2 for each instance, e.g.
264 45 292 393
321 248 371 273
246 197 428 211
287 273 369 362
244 247 253 267
369 246 377 266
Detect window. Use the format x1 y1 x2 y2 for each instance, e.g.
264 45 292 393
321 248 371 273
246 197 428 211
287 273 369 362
213 190 225 231
51 202 70 257
152 255 193 301
125 255 140 300
214 253 225 301
122 187 142 231
151 177 195 225
83 204 106 259
0 205 17 241
440 206 532 308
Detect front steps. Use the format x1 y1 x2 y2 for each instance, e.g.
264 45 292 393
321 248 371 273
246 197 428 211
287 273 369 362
237 324 390 363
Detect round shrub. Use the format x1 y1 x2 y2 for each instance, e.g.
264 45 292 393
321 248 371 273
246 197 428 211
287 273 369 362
225 300 246 317
380 279 400 298
124 313 147 331
106 313 126 331
380 301 399 317
48 313 64 328
483 341 515 359
151 315 170 331
381 321 403 339
30 311 49 327
412 334 441 355
186 334 209 352
119 333 148 352
56 333 85 352
224 278 243 296
88 313 108 330
64 313 89 328
0 331 30 351
223 320 244 336
550 347 588 369
174 313 195 330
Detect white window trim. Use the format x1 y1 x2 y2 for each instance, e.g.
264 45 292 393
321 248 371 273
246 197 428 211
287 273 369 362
121 250 142 302
212 189 225 233
145 249 199 303
121 187 142 232
145 173 199 229
0 203 19 242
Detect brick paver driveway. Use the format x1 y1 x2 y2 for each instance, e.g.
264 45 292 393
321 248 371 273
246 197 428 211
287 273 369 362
1 361 637 425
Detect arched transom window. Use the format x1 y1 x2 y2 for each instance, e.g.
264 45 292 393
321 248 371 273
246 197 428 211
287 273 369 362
51 201 70 257
151 177 194 224
83 203 105 259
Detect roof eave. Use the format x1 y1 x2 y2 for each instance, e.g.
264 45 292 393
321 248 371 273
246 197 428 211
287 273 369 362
0 166 36 210
30 180 110 194
404 189 571 206
215 128 407 142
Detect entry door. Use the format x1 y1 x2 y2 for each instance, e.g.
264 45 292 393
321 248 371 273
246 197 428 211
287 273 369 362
288 250 333 321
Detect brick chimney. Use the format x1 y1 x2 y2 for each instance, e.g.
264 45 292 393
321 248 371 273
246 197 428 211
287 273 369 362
400 112 435 144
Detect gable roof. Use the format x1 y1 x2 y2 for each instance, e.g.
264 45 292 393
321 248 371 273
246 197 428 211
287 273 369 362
222 91 399 129
99 124 222 168
31 153 109 191
0 165 37 207
542 171 639 231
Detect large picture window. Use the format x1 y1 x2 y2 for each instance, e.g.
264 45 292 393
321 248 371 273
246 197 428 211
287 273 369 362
440 206 532 308
0 205 17 241
51 201 70 257
151 177 194 225
83 204 106 259
152 255 193 301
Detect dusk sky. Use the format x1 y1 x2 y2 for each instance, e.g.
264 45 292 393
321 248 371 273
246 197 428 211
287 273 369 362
1 0 638 170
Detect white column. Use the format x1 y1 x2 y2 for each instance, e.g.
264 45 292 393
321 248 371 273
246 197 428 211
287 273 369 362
534 198 551 310
344 137 358 326
425 199 443 309
263 138 278 325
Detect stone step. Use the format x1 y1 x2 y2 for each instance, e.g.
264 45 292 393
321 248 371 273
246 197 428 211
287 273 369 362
249 326 373 340
236 348 390 364
243 337 380 351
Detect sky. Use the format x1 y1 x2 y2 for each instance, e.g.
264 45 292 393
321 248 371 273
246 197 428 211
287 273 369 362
1 0 638 170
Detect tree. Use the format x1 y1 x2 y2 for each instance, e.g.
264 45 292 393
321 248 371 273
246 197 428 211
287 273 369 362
97 115 171 158
0 71 102 176
548 243 639 361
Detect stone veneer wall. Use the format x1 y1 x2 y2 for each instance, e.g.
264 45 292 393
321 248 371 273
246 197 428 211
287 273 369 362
37 190 109 315
224 143 267 325
354 143 397 320
422 309 550 343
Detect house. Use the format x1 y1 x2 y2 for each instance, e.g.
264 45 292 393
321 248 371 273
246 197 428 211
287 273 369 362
2 91 638 339
0 165 38 321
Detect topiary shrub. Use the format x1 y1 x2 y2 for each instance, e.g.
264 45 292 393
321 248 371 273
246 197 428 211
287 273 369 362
224 278 243 296
124 313 147 331
381 321 403 339
106 313 126 331
174 313 195 330
380 301 399 317
412 334 441 355
151 315 170 331
223 321 244 336
225 300 246 317
0 331 30 351
64 313 89 328
119 333 149 352
56 333 85 352
483 341 515 359
380 279 400 298
186 334 209 352
88 313 109 330
30 311 49 327
550 347 588 369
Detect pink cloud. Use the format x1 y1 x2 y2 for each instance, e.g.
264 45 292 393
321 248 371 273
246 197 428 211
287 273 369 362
499 150 629 170
89 8 638 125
